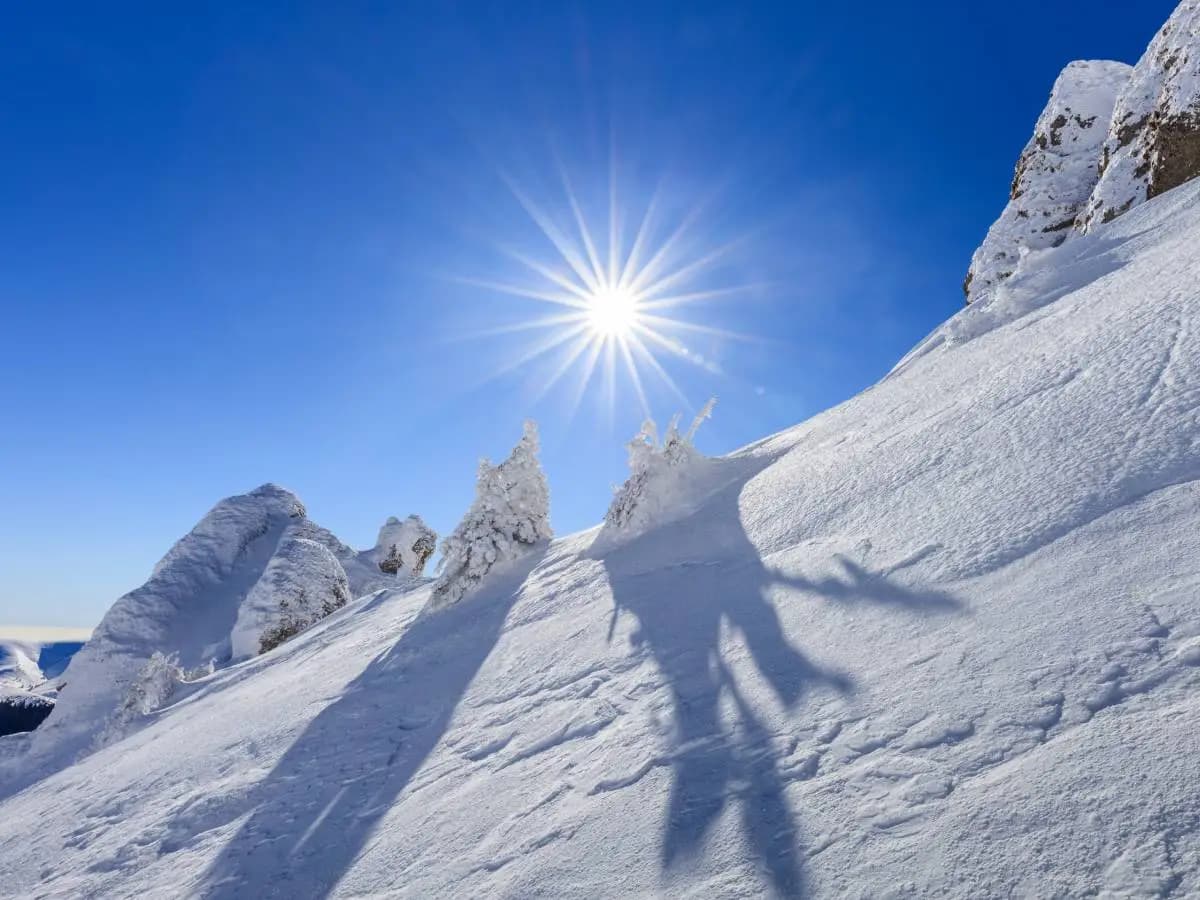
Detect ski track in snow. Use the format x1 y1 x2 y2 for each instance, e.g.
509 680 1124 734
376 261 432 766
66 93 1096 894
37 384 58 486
3 185 1200 898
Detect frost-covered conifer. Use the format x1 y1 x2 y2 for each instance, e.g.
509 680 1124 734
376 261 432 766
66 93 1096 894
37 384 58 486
429 421 552 610
605 398 716 534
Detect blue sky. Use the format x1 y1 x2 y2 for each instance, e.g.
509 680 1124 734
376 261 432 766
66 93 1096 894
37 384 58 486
0 1 1177 628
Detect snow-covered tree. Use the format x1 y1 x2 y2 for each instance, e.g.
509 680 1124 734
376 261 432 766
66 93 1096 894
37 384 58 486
605 398 716 534
429 420 552 611
376 514 438 577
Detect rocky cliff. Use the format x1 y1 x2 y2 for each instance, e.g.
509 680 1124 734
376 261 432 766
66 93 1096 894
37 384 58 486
1080 1 1200 231
964 61 1130 303
967 1 1200 302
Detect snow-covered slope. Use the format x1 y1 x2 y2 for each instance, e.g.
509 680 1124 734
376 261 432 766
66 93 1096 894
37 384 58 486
1079 0 1200 231
1 171 1199 896
964 60 1130 303
0 644 45 696
5 485 421 785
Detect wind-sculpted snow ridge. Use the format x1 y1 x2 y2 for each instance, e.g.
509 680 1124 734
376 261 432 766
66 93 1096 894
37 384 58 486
2 174 1199 896
0 485 424 793
1079 0 1200 232
964 60 1130 304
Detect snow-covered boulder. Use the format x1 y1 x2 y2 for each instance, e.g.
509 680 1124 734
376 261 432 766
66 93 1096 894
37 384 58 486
964 60 1130 302
1079 1 1200 231
230 536 351 659
371 515 437 577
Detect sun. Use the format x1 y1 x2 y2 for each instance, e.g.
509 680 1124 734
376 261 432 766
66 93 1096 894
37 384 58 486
586 284 640 336
451 161 761 422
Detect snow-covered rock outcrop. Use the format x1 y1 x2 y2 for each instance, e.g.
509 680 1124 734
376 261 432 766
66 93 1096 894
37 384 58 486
964 60 1130 303
8 484 419 777
18 484 306 767
368 515 437 577
1079 0 1200 231
230 536 351 659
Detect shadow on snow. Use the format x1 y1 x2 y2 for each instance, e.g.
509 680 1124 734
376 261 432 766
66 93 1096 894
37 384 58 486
592 454 963 895
190 551 546 899
190 453 962 898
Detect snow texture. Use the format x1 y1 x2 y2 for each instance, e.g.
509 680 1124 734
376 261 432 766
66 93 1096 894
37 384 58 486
1079 1 1200 231
0 643 45 695
430 421 552 611
92 652 182 750
964 60 1130 303
1 175 1197 897
229 536 351 660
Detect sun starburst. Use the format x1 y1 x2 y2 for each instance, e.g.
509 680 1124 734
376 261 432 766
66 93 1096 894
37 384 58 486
453 161 763 423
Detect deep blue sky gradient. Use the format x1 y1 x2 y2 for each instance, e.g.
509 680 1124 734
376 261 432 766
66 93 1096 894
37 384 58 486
0 1 1178 626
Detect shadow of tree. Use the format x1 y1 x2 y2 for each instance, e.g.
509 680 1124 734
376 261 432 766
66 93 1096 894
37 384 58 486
189 549 547 899
772 554 964 614
592 457 963 895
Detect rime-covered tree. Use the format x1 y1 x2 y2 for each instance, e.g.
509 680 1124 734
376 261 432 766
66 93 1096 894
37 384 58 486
429 421 552 610
606 398 716 534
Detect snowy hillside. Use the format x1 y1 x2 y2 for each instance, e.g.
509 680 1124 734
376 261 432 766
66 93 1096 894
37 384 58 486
1 170 1200 897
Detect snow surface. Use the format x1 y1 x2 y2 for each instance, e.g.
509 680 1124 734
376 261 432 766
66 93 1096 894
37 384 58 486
964 60 1130 304
0 644 45 696
1 175 1199 896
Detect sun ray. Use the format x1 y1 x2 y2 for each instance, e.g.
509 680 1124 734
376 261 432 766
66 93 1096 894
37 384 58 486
626 329 691 409
473 322 592 390
452 311 586 341
625 202 709 295
530 330 597 404
632 322 724 375
500 171 600 293
498 248 595 304
634 234 749 302
617 186 661 291
603 336 617 430
563 335 607 427
556 158 607 289
639 313 766 343
450 274 590 310
616 334 651 420
637 282 772 312
607 145 620 288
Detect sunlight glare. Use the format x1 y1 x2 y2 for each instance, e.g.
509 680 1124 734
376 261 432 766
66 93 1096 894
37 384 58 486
586 285 639 337
455 161 763 422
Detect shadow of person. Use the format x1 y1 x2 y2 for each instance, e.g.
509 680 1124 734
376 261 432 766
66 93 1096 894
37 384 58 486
190 547 548 900
591 457 853 896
